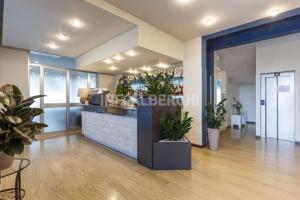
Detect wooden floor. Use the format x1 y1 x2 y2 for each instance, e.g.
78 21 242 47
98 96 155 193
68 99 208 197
1 124 300 200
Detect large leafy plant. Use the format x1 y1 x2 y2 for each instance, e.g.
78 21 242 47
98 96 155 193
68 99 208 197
143 72 174 97
205 99 227 129
161 112 193 141
116 75 131 100
0 84 47 156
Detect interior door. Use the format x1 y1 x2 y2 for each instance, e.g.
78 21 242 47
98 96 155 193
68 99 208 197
265 77 278 139
261 72 295 141
278 74 295 141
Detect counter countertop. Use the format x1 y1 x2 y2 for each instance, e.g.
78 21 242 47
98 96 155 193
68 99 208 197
82 105 137 118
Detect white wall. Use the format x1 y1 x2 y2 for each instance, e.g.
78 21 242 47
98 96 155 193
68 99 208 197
98 74 115 92
239 84 256 122
77 27 139 68
85 0 184 61
183 37 202 145
256 33 300 141
0 47 29 97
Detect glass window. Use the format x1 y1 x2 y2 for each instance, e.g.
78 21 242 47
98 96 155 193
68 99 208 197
44 107 66 132
69 107 82 129
216 80 222 105
90 73 97 88
29 65 40 107
70 71 88 103
44 68 66 103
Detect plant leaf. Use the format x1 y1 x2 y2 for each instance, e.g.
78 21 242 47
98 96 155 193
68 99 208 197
13 126 32 140
7 116 22 124
7 138 24 154
23 95 46 101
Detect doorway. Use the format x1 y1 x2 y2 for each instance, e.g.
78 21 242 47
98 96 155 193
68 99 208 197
260 72 295 141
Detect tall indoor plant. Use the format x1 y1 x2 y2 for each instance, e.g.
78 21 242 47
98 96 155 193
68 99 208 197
205 99 227 150
0 84 47 170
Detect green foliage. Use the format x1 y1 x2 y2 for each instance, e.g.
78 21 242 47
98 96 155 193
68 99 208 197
143 72 174 97
205 99 227 129
0 84 47 156
161 112 193 141
116 75 131 100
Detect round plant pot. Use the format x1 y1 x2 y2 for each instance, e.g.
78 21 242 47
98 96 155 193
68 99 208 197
208 128 220 151
0 152 14 170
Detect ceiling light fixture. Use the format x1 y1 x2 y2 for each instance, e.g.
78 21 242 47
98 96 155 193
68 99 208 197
103 58 113 64
128 69 138 74
110 66 117 71
267 7 282 17
202 16 217 26
175 0 193 5
157 63 169 69
56 33 70 41
69 18 85 28
142 66 152 72
126 50 138 57
46 42 59 50
113 54 124 61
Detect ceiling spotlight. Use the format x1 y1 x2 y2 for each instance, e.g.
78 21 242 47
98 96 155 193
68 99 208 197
157 63 169 69
46 42 59 50
109 66 117 71
103 58 113 64
113 54 124 61
142 66 152 72
126 50 138 57
268 7 282 17
56 33 70 41
202 17 217 26
128 69 138 74
175 0 193 5
69 19 85 28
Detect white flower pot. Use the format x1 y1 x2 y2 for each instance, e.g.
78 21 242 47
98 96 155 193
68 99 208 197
208 128 220 151
0 152 14 170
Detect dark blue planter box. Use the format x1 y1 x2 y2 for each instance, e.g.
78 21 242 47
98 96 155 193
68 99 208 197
153 140 191 170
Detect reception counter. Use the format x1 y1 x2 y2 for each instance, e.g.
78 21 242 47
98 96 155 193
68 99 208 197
81 106 137 158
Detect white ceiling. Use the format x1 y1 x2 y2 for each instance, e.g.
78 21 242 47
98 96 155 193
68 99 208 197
104 0 300 40
216 43 256 84
80 47 180 74
2 0 136 57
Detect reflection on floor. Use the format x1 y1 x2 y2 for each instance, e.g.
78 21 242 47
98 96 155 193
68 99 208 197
1 125 300 200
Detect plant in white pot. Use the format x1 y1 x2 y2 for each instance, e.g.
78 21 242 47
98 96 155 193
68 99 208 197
0 84 47 170
205 99 227 151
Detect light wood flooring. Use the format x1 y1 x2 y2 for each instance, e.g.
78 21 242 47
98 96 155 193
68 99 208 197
1 124 300 200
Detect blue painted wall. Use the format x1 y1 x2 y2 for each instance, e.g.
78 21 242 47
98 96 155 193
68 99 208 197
29 51 76 69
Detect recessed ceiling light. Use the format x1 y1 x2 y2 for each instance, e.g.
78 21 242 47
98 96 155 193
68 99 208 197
46 42 59 50
69 19 85 28
141 66 153 72
128 69 138 74
113 54 124 61
110 66 117 71
126 50 138 57
202 17 217 26
267 7 282 17
157 63 169 69
175 0 193 5
103 58 113 64
56 33 70 41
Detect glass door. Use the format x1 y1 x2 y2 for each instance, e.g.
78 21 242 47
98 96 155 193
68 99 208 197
43 67 67 133
29 64 98 135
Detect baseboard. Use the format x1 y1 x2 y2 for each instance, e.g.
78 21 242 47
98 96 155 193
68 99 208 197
247 121 256 124
192 143 207 148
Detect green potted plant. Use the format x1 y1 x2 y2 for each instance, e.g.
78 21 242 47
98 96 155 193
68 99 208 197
152 112 193 170
0 84 47 170
205 99 227 151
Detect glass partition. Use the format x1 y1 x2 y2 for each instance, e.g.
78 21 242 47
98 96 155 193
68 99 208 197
70 71 88 104
29 64 97 134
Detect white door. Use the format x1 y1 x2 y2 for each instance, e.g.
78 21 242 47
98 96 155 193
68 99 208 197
266 77 278 139
260 72 295 141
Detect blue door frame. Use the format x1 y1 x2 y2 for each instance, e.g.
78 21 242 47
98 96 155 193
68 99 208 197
201 8 300 145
